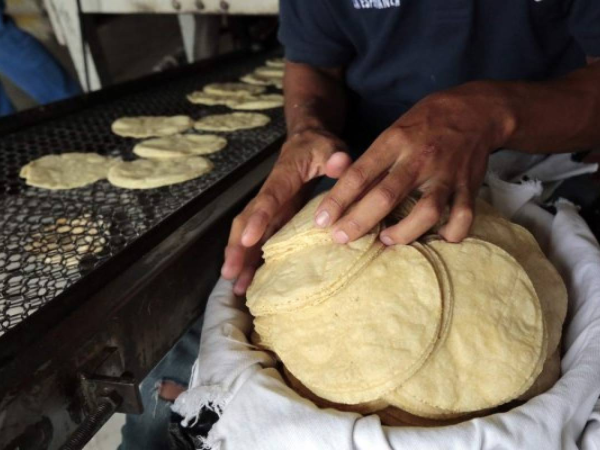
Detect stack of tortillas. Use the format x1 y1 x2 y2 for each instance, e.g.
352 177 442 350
247 193 567 426
187 82 283 110
240 58 285 89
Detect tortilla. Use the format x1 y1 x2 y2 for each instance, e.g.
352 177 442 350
470 212 567 355
266 58 285 68
240 73 283 89
255 66 285 78
194 112 270 132
107 157 213 189
111 116 193 138
282 366 389 415
387 238 545 413
248 229 382 315
203 82 266 97
256 244 443 403
228 94 284 110
20 153 118 190
187 91 243 106
133 134 227 159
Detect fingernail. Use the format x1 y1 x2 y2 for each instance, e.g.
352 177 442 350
380 235 394 246
315 210 330 227
333 230 349 244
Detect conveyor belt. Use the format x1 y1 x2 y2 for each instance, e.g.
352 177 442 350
0 50 285 449
0 51 284 337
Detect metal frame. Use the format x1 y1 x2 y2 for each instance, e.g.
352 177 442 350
43 0 279 91
0 147 278 449
0 49 283 449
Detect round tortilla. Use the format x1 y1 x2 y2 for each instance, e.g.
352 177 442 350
387 238 545 413
262 193 325 252
282 366 389 415
187 91 243 106
256 244 443 404
133 134 227 159
20 152 117 190
255 66 284 78
194 112 270 132
188 91 283 110
248 230 382 315
203 82 266 97
266 58 285 68
111 116 193 138
470 212 567 355
519 347 561 400
240 73 283 89
107 157 213 189
228 94 284 110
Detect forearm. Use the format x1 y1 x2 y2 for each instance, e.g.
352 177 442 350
284 61 347 136
462 61 600 154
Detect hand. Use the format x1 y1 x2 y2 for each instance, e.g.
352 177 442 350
221 128 351 295
314 83 513 245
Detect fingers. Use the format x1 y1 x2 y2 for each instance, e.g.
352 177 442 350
438 186 474 243
330 163 416 243
325 151 352 179
380 182 451 245
221 216 247 280
315 145 396 230
233 248 262 295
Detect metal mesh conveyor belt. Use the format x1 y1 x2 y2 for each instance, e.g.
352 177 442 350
0 53 285 336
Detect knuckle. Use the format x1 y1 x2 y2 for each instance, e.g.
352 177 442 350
257 191 279 210
374 185 398 208
323 195 344 212
344 166 369 190
454 206 474 224
343 218 364 234
419 144 441 157
383 127 406 145
252 208 271 225
232 215 246 228
445 226 469 243
419 204 442 225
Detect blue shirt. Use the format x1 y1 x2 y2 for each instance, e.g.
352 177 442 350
279 0 600 149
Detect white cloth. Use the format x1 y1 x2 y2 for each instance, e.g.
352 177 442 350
173 152 600 450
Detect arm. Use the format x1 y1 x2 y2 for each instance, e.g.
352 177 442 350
315 58 600 246
221 62 351 295
492 57 600 153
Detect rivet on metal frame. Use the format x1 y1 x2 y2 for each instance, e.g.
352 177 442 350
195 0 205 10
172 0 182 10
220 0 230 11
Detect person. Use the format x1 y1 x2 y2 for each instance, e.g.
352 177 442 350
222 0 600 295
0 0 80 116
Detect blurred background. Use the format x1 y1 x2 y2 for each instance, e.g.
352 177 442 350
1 0 279 115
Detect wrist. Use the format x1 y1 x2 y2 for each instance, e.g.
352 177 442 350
287 124 339 143
464 81 518 150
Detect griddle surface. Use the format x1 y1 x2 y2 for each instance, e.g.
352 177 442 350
0 52 284 336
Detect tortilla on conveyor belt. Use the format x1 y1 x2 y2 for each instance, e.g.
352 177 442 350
111 116 194 138
20 152 119 190
107 157 213 189
194 112 270 132
133 134 227 159
203 82 266 97
188 91 284 110
248 193 567 423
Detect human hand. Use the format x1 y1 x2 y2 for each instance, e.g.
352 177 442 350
221 128 351 295
314 83 513 245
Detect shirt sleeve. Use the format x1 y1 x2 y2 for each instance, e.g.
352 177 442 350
567 0 600 57
278 0 354 67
